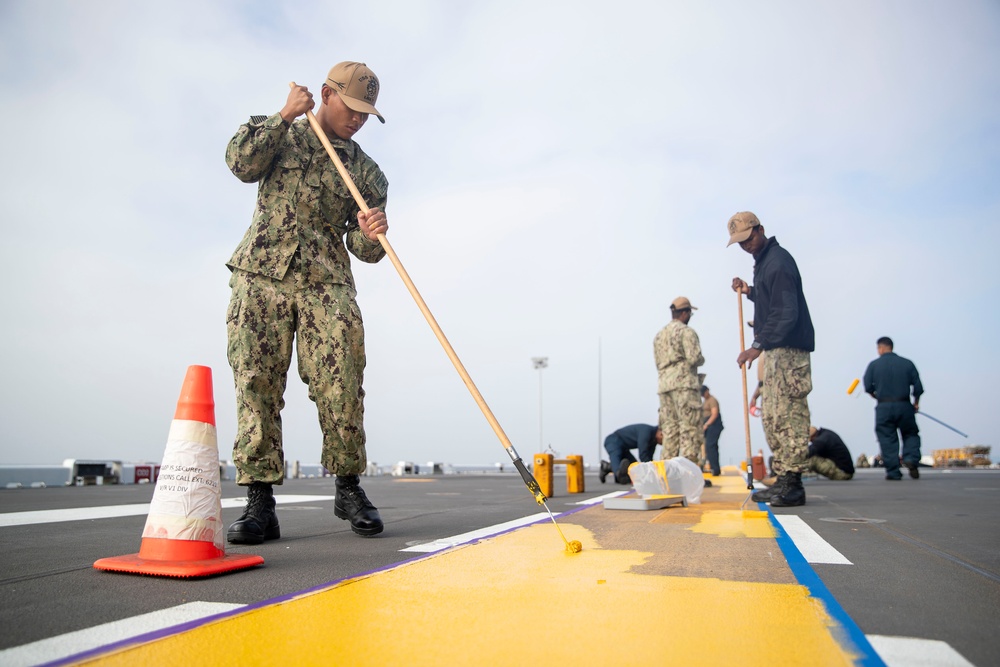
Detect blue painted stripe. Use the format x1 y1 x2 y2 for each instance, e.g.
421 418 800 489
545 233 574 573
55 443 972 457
766 503 886 666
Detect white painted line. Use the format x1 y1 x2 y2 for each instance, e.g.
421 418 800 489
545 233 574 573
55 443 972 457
866 634 975 667
400 512 550 552
0 601 245 667
775 515 852 565
573 490 630 505
0 495 335 528
0 503 155 527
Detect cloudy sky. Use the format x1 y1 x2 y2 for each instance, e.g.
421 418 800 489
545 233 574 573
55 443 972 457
1 1 997 474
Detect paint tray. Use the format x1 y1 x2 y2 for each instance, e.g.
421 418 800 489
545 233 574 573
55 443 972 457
602 494 687 510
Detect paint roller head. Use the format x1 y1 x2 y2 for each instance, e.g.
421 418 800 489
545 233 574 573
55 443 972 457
565 540 583 553
847 378 860 395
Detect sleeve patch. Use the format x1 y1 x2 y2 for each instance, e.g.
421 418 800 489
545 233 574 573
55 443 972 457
370 171 388 198
250 115 268 125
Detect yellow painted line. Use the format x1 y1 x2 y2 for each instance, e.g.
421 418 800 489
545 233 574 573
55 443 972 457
709 471 761 495
690 510 776 538
81 522 858 666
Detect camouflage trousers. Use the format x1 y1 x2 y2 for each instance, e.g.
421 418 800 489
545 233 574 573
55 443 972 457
761 347 812 475
227 266 368 485
658 388 704 465
808 456 853 480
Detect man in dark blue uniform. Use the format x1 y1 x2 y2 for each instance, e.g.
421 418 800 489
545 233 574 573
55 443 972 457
863 337 924 480
600 424 662 484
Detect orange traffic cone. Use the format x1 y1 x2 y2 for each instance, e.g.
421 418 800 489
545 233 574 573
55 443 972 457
94 365 263 577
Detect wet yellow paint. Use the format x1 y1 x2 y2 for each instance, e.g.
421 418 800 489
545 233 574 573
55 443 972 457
81 523 855 667
689 509 776 538
711 471 760 495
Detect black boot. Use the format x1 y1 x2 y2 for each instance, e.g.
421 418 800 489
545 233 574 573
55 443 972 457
615 459 633 485
751 474 787 503
227 481 280 545
335 475 384 536
771 472 806 507
599 460 612 484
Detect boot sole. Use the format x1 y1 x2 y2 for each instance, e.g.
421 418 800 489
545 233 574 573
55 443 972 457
770 497 806 507
335 506 384 536
227 525 280 545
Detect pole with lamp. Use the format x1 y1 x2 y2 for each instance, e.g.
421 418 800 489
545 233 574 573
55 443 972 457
532 357 548 451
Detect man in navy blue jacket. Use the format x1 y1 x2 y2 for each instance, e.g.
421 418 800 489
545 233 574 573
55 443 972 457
863 337 924 480
601 424 662 484
729 211 815 507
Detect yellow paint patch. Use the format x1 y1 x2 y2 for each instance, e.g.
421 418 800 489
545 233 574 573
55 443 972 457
708 471 760 495
85 522 853 667
689 510 776 539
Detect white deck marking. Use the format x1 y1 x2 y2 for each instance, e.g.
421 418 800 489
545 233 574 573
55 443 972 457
0 495 335 527
573 490 630 505
0 601 244 667
866 635 975 667
775 515 852 564
400 512 550 552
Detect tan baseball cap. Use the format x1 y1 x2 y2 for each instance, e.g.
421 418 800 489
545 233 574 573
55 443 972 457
326 61 385 124
726 211 760 246
670 297 697 311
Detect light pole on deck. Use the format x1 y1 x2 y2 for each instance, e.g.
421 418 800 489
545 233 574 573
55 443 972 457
532 357 548 451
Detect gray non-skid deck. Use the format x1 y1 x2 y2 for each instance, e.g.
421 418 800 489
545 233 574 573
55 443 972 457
1 468 997 666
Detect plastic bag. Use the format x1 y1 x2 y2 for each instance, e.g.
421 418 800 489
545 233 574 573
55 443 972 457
628 457 704 504
663 457 704 504
629 461 670 496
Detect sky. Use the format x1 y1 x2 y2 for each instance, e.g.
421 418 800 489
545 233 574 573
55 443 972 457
1 0 998 473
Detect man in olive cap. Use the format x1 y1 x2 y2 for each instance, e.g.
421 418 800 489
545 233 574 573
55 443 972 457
729 212 815 507
654 297 709 484
224 62 389 543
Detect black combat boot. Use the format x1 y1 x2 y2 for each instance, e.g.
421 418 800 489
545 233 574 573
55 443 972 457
751 473 787 503
770 472 806 507
599 460 613 484
335 475 384 536
227 481 280 544
615 459 632 485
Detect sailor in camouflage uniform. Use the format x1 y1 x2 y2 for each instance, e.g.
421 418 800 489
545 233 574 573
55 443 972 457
729 212 815 507
225 62 389 542
654 297 707 475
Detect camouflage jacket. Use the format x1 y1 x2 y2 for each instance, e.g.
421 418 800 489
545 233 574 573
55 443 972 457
225 113 388 292
653 319 704 392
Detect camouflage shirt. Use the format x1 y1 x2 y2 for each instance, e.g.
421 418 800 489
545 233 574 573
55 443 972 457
653 319 704 392
225 113 388 292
